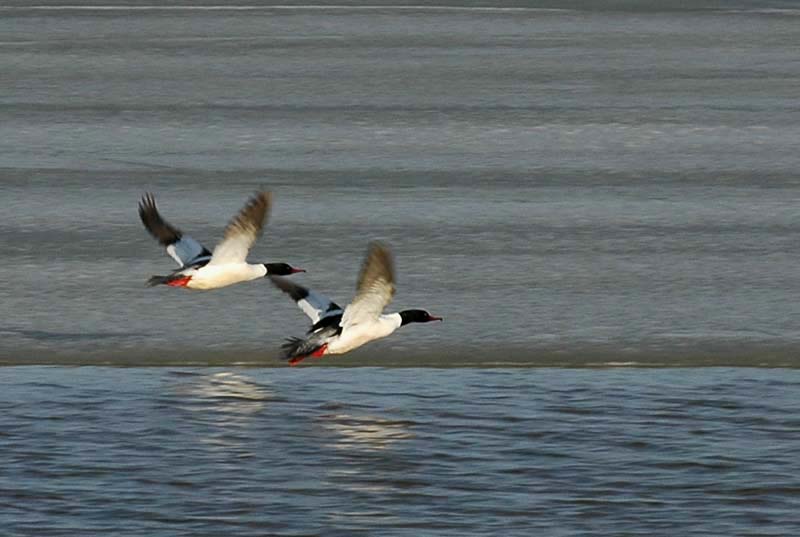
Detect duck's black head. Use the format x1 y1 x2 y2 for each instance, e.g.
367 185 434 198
264 263 305 276
399 309 443 326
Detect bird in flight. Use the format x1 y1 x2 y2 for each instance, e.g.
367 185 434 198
270 241 441 366
139 191 304 290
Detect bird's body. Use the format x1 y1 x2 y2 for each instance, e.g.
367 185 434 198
326 313 403 355
155 262 268 290
271 242 441 366
138 192 303 290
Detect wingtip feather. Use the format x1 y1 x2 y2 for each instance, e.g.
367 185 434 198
221 190 272 241
269 276 310 302
358 240 396 293
138 192 185 246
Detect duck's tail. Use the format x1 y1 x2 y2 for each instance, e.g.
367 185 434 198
147 275 170 287
146 274 192 287
281 337 328 366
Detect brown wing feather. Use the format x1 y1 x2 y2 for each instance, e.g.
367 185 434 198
354 241 395 299
209 191 271 264
222 191 271 243
341 242 396 328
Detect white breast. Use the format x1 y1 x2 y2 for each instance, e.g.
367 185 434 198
188 263 266 290
327 314 402 355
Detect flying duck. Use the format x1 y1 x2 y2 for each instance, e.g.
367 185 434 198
270 241 442 366
139 191 304 290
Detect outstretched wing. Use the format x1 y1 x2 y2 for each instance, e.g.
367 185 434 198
270 276 343 326
138 193 211 267
341 241 396 329
207 191 271 265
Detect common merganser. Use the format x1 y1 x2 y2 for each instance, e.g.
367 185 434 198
139 191 304 290
270 241 441 366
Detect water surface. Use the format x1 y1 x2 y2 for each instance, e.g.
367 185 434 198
2 366 799 536
2 3 800 365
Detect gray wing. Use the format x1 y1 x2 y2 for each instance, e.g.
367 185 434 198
270 276 343 325
341 242 396 329
208 191 271 265
138 193 211 267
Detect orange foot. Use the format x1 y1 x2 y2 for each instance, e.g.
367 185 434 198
288 355 306 367
166 276 192 288
311 344 328 359
288 344 328 367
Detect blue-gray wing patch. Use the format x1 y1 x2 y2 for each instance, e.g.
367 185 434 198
139 193 212 267
270 276 343 325
166 237 212 267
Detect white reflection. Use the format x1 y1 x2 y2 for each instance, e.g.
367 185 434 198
319 413 414 452
320 413 416 495
326 467 392 493
172 371 272 451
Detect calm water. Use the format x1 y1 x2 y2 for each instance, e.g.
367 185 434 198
1 2 800 365
1 366 799 536
1 3 800 534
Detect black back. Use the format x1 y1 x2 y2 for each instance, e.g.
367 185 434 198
310 312 344 335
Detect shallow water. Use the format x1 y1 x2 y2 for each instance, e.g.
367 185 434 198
2 366 799 536
2 2 800 365
2 4 800 534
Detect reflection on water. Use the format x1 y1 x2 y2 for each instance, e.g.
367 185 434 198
320 411 417 495
3 367 800 536
172 371 271 411
318 413 415 452
170 371 272 451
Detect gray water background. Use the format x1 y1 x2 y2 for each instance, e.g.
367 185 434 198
2 4 800 536
2 2 800 365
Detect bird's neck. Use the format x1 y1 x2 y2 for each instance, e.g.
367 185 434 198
382 313 404 330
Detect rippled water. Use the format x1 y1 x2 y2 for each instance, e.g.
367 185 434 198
2 3 800 365
2 4 800 533
2 367 799 536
